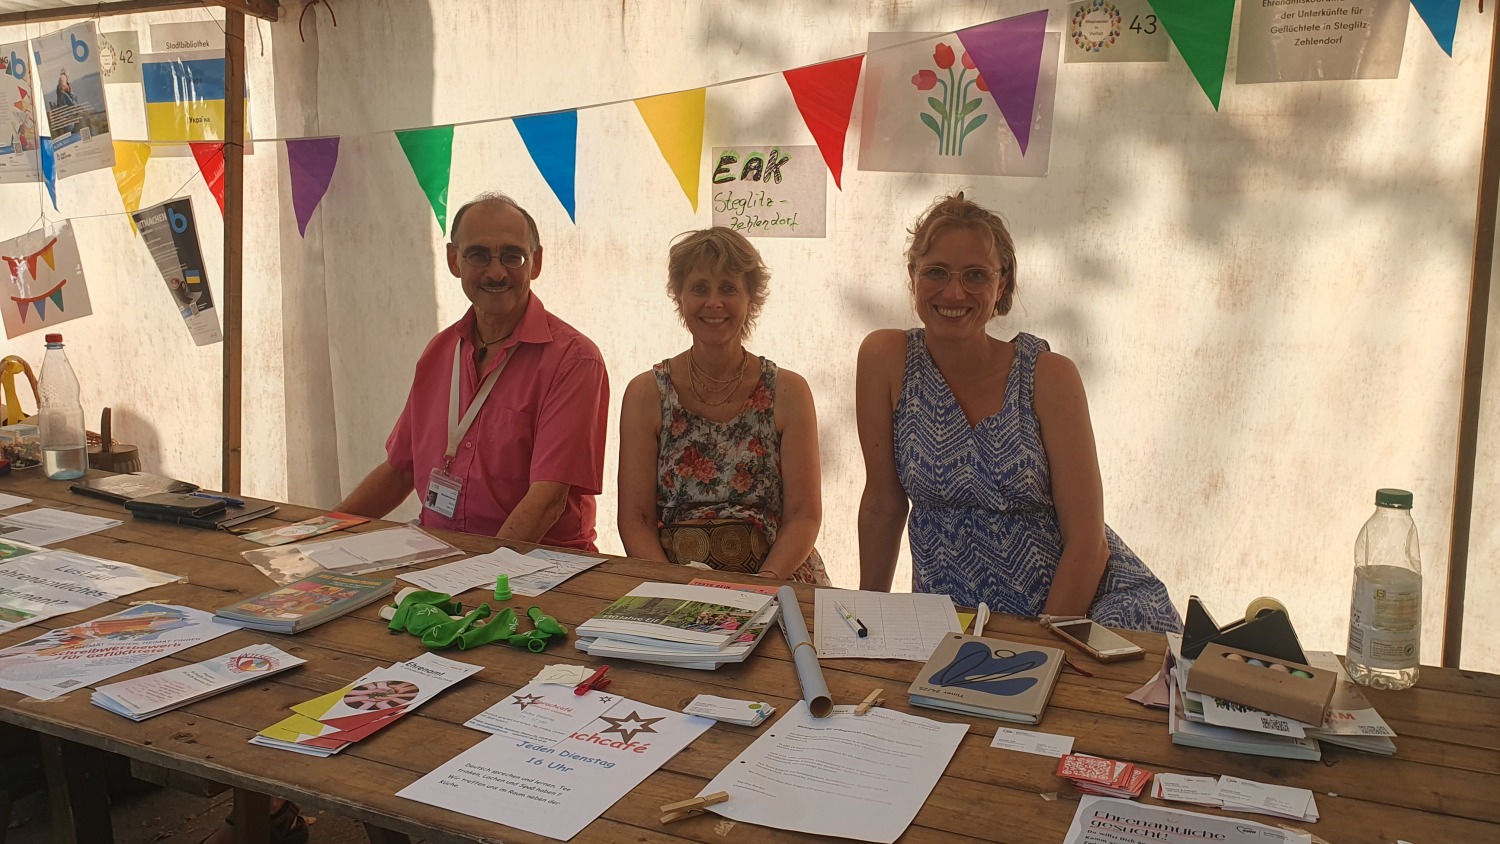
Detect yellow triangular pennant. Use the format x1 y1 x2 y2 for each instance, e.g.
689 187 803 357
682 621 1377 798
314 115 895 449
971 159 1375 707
634 89 706 212
111 141 153 234
38 243 55 271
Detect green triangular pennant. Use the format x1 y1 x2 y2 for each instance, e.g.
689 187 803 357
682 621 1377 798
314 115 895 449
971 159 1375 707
49 289 64 311
1149 0 1235 110
395 126 455 235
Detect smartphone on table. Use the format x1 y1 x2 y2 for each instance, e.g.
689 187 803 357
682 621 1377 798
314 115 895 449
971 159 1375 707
1046 618 1145 662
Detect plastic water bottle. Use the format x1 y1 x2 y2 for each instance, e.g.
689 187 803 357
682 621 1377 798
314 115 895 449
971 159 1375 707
1346 488 1421 689
38 333 87 480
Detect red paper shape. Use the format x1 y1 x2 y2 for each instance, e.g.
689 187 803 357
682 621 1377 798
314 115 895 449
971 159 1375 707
190 142 227 216
783 55 864 190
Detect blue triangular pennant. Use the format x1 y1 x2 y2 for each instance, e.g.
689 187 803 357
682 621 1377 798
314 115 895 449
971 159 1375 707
32 297 46 319
39 136 57 210
1409 0 1459 56
513 111 578 222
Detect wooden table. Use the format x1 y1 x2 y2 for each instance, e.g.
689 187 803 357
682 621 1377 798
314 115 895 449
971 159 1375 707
0 471 1496 844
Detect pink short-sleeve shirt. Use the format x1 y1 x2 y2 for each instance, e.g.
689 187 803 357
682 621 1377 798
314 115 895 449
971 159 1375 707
385 293 609 550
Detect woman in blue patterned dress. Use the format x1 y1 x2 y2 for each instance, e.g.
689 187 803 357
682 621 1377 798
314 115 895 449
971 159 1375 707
617 227 829 584
855 193 1179 632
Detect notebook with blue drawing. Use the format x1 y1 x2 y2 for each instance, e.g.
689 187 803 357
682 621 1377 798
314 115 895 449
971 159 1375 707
907 633 1066 724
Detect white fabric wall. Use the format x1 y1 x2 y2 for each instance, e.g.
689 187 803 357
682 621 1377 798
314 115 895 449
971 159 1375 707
2 1 1497 673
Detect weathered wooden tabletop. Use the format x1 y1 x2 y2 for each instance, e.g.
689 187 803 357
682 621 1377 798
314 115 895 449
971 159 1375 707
0 471 1496 844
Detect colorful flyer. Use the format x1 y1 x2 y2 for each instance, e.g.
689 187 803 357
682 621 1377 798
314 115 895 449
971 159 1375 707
132 197 222 345
32 20 114 178
0 40 42 184
0 222 93 340
92 643 304 720
709 145 826 238
464 681 621 746
1064 0 1170 64
0 545 181 634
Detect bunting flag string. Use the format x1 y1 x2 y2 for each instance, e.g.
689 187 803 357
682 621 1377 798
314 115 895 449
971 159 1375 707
396 126 455 235
1410 0 1460 56
190 142 227 216
634 89 707 212
957 11 1050 155
783 56 864 189
286 137 341 237
1148 0 1235 110
112 142 153 234
513 111 579 222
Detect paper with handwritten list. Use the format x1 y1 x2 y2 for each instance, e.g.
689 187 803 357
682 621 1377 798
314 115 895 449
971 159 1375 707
812 589 961 661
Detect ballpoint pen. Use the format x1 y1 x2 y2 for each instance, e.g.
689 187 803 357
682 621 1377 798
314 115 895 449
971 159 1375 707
190 492 245 507
833 601 868 638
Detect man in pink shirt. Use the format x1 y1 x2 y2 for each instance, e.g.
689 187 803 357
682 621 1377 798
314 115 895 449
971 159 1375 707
338 192 609 550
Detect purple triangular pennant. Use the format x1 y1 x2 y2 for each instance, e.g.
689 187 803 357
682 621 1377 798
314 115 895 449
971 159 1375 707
957 10 1049 155
286 138 341 237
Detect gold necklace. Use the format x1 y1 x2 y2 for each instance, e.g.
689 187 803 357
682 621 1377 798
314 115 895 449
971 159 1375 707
689 349 748 385
686 351 749 407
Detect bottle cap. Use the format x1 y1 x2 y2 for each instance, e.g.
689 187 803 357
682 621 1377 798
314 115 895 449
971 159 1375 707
1375 488 1414 509
44 333 62 344
493 574 512 601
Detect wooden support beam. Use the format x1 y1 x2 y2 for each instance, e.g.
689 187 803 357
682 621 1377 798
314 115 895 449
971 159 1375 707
221 9 246 495
0 0 278 26
1445 5 1500 669
230 789 271 844
38 735 114 844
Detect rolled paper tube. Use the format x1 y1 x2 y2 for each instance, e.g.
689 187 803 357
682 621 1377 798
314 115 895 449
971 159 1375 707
1245 596 1288 622
776 585 833 717
528 606 568 636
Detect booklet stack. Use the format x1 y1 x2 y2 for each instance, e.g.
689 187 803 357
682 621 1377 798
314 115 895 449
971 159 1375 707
251 653 481 756
1165 633 1322 761
92 643 305 721
215 571 393 633
574 582 778 670
907 633 1065 724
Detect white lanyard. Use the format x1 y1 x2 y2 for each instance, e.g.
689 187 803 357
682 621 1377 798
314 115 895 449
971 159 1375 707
445 342 514 472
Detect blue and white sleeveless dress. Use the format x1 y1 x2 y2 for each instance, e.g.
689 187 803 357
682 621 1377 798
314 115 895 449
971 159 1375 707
894 329 1181 633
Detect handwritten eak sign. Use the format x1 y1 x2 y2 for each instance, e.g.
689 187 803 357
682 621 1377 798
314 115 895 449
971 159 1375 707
709 145 826 238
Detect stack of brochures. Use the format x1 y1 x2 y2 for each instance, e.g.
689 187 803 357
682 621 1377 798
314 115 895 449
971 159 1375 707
1165 633 1321 760
92 643 305 721
251 653 481 756
906 632 1065 724
574 582 778 670
214 571 393 633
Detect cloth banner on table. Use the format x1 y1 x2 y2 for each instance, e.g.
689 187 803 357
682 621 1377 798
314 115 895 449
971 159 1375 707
1409 0 1460 56
634 88 706 212
1148 0 1236 109
0 41 42 184
0 221 91 339
32 20 114 179
112 141 152 233
395 125 454 235
190 142 225 216
514 110 578 222
286 137 340 237
783 55 864 189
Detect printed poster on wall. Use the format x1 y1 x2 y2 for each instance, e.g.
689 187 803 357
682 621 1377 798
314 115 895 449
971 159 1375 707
1065 0 1170 63
132 198 223 346
32 21 115 178
141 50 245 142
709 145 826 238
99 31 142 85
149 21 226 52
0 222 92 340
0 41 41 184
1237 0 1407 83
859 31 1060 177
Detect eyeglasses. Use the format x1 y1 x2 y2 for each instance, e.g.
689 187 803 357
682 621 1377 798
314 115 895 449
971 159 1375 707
916 265 1003 292
459 248 530 270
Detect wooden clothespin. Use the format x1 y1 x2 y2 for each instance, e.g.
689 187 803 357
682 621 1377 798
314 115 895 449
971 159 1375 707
854 688 885 715
660 791 729 824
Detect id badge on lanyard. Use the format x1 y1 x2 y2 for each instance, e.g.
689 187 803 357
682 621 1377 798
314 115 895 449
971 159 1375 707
425 342 513 519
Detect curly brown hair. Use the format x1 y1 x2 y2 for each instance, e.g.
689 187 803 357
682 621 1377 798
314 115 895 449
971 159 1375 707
667 227 771 340
906 191 1017 316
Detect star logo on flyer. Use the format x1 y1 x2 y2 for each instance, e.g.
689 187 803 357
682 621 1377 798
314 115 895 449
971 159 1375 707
597 710 664 743
511 693 545 710
596 694 614 705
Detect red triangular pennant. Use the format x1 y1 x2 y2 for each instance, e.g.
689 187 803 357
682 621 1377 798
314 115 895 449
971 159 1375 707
783 55 864 189
190 142 227 216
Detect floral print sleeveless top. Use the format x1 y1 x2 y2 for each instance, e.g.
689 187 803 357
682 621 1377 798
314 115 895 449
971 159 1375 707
653 356 830 585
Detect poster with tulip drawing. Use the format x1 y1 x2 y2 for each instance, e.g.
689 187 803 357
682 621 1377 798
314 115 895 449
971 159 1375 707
858 30 1058 177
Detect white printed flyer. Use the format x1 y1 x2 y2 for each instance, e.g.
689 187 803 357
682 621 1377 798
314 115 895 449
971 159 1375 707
92 643 304 720
0 542 182 634
0 39 42 184
0 604 236 700
1062 796 1311 844
464 680 619 746
399 697 712 841
32 20 114 178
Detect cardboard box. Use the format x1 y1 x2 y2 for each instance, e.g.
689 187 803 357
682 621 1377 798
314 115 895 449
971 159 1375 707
1185 642 1336 725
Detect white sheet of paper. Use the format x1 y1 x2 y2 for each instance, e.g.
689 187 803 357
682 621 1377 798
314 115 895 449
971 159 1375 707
989 726 1074 757
1215 776 1318 822
533 664 593 685
398 698 712 841
0 508 120 545
397 550 553 594
1151 774 1223 806
0 493 31 510
1063 797 1312 844
813 589 960 661
510 548 608 597
305 526 449 565
700 701 968 843
1200 695 1309 737
465 681 619 746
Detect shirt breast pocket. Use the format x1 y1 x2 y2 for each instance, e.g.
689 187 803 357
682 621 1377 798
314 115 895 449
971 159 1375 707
474 405 535 483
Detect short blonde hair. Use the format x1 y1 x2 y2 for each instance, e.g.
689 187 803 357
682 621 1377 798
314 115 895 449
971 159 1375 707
906 191 1017 316
667 227 771 339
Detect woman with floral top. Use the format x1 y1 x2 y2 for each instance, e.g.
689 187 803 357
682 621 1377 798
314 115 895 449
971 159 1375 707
617 227 829 584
